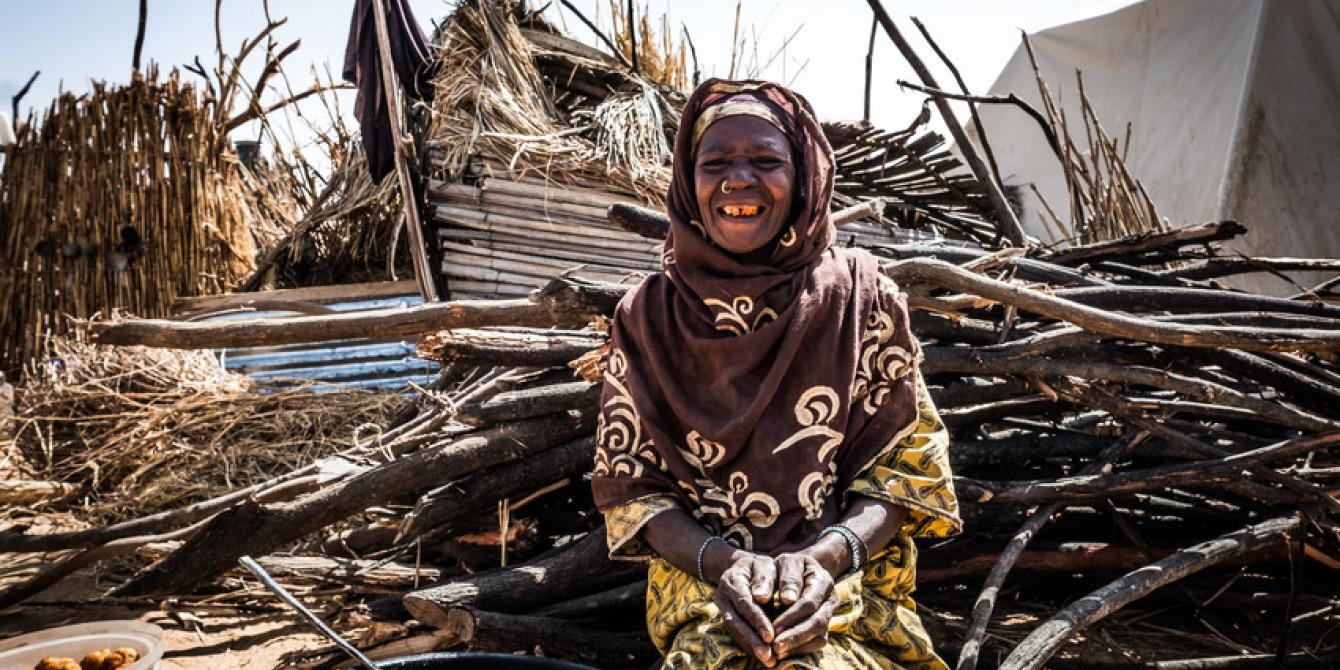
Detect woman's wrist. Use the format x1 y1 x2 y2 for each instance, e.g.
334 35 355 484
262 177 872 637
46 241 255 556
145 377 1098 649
701 539 750 585
801 533 851 579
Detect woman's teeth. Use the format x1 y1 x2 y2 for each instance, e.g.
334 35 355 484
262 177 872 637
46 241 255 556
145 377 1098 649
719 205 761 218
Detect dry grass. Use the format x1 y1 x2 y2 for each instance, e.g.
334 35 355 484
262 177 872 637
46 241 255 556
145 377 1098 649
3 335 400 524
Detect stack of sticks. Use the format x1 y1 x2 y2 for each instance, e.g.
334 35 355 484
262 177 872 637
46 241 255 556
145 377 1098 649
6 215 1340 668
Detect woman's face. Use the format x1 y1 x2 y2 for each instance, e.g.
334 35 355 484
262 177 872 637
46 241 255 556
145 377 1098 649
693 115 796 255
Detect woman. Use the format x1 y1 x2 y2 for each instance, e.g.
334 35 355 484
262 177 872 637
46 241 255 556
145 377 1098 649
592 79 960 670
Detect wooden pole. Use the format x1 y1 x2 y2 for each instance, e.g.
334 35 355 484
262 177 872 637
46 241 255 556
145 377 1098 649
370 0 439 302
864 0 1028 246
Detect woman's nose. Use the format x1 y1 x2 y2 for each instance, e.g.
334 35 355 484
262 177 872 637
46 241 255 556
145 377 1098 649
722 164 758 191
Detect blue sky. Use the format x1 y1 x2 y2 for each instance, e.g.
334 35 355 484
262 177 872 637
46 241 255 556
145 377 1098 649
0 0 1138 150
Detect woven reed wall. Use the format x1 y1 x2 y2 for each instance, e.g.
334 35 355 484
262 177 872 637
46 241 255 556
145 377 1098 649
0 71 278 370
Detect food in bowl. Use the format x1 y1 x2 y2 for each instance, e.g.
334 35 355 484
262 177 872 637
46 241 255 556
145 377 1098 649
32 647 140 670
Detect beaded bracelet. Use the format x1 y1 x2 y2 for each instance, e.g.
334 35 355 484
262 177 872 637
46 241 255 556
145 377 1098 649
696 535 721 583
818 524 865 577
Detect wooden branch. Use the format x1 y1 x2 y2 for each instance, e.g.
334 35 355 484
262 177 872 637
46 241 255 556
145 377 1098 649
966 432 1340 506
111 412 595 597
0 472 323 552
1043 220 1247 265
404 530 644 621
896 78 1059 159
921 542 1289 584
91 276 623 349
556 0 632 70
11 70 39 125
224 82 352 132
174 280 417 312
908 17 1002 185
132 0 148 71
0 519 208 610
863 17 877 122
998 515 1300 670
0 476 320 608
1160 257 1340 281
886 258 1340 353
957 431 1147 670
865 0 1027 245
1051 284 1340 318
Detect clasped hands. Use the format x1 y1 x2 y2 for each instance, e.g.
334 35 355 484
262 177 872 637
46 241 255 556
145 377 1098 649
713 550 838 667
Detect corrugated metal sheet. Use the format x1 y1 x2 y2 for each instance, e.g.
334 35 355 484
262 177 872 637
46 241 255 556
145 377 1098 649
204 293 441 392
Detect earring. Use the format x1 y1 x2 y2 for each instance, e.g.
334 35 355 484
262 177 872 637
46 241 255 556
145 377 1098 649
720 179 733 194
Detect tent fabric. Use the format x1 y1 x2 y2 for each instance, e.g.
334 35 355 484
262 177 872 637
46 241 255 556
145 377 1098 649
975 0 1340 293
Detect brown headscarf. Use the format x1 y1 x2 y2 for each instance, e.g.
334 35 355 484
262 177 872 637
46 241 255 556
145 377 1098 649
592 80 922 553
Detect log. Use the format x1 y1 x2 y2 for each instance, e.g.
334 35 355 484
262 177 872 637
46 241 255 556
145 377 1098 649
399 437 597 542
253 555 442 590
91 276 625 349
529 579 647 619
456 381 599 426
998 515 1300 670
403 529 643 622
438 607 657 669
110 412 596 597
419 328 605 368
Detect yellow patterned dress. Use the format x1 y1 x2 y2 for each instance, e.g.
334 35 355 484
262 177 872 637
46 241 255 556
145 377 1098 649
603 373 960 670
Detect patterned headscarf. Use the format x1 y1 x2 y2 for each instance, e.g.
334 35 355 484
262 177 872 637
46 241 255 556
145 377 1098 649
591 80 922 553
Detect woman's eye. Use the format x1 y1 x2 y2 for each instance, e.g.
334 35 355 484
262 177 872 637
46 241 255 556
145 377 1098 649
754 157 784 168
699 159 726 169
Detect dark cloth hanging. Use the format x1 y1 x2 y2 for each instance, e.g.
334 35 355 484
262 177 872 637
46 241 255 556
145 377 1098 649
343 0 435 182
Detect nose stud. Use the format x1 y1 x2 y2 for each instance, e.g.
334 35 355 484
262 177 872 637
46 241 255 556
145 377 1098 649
720 179 733 194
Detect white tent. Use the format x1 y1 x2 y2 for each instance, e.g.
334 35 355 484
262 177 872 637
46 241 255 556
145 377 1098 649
975 0 1340 293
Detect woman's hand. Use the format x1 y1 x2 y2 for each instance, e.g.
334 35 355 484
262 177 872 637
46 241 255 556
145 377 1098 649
713 551 780 667
770 552 838 660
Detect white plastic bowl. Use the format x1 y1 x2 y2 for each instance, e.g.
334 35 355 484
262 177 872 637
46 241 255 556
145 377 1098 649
0 621 164 670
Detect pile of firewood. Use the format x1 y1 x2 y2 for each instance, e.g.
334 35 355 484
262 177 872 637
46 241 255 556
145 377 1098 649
4 214 1339 668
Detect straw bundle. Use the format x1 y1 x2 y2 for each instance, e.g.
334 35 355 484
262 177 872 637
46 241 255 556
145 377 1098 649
427 0 672 203
0 69 286 370
4 335 398 523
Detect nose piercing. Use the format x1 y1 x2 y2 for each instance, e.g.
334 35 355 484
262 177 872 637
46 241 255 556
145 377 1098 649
720 179 733 194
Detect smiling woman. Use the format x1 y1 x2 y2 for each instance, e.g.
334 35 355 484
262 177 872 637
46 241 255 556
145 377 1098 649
590 79 960 670
693 114 796 256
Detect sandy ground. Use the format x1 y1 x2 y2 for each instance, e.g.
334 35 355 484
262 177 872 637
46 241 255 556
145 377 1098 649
1 552 328 670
